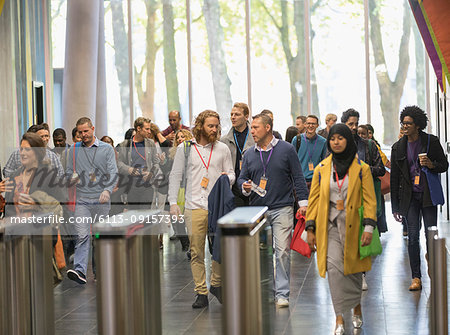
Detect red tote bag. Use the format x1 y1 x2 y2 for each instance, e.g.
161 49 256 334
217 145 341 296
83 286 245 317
290 213 311 258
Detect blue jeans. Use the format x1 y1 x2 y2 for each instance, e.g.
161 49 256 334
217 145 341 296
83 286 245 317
267 206 294 300
73 197 110 275
406 192 437 279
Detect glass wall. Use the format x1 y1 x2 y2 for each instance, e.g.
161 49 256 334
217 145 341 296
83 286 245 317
250 0 299 136
104 0 130 141
50 0 430 146
312 1 366 127
132 0 188 132
190 0 247 133
368 0 424 145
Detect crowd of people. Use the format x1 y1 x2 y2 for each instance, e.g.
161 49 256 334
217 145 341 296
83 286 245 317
0 105 448 334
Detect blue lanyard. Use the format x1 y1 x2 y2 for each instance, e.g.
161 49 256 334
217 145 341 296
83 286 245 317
259 148 273 177
233 128 249 155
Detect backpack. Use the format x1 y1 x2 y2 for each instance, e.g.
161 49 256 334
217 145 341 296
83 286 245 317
294 135 301 153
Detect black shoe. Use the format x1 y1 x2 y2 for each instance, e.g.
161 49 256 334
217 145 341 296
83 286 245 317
192 294 209 308
67 269 87 284
186 250 191 260
210 286 222 304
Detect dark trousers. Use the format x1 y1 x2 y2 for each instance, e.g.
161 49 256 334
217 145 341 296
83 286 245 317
406 192 437 279
173 219 189 249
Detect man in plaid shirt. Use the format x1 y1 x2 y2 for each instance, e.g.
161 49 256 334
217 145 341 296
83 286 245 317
3 124 64 178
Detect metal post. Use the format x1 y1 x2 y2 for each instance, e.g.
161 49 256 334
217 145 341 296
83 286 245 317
142 234 162 335
427 227 448 335
304 0 311 115
434 237 447 335
364 0 371 123
29 227 54 335
186 0 193 124
0 233 9 334
8 236 32 334
94 210 162 335
245 0 252 113
96 238 130 334
0 214 54 334
427 227 438 335
219 207 268 335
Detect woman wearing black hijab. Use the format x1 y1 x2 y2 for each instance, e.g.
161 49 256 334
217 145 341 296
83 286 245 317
305 124 377 334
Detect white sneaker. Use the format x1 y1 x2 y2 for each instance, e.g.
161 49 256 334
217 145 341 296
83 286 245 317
276 298 289 307
362 274 368 291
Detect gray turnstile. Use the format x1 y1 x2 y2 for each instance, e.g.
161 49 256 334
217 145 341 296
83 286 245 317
427 227 448 335
0 214 54 335
93 210 163 335
218 206 269 335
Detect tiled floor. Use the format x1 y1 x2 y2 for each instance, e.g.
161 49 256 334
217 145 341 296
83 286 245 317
54 201 450 334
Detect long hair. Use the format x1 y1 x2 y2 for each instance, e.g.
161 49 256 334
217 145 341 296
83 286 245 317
170 129 193 160
192 110 221 142
285 126 299 144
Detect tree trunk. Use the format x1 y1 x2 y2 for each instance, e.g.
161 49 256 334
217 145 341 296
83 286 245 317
136 0 159 121
369 0 411 144
202 0 232 129
163 0 181 112
288 59 302 118
413 22 425 108
310 29 320 119
110 0 130 123
286 0 304 120
284 0 321 120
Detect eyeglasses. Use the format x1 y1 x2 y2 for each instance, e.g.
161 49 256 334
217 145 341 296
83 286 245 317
400 121 414 126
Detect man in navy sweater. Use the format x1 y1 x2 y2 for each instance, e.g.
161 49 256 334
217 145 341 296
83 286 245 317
238 113 308 307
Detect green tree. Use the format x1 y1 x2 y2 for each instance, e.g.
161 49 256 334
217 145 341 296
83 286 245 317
135 0 161 121
203 0 232 125
110 0 130 123
163 0 181 112
254 0 322 122
369 0 411 144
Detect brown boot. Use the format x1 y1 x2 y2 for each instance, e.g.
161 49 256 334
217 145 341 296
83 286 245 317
409 278 422 291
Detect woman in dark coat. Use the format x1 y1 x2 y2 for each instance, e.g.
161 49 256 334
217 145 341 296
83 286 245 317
391 106 448 291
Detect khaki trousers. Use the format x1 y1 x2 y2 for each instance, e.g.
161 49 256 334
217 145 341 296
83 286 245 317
185 209 221 295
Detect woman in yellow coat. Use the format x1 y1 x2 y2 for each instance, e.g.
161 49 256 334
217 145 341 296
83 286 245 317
306 124 377 335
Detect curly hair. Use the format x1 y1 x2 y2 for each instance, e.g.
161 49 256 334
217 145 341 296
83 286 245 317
400 105 428 131
150 123 161 138
192 110 221 142
341 108 360 123
175 129 193 144
170 129 193 160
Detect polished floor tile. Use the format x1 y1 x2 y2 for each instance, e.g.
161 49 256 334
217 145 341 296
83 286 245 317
54 201 450 334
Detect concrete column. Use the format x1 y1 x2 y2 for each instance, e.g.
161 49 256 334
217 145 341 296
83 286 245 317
0 0 19 164
95 0 107 137
62 0 107 135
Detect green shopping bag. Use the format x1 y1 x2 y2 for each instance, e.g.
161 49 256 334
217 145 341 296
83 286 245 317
358 185 382 259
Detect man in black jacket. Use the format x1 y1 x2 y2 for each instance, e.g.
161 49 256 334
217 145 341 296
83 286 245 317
341 109 385 178
391 106 448 291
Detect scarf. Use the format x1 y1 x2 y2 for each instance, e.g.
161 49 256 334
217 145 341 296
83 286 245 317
327 124 357 181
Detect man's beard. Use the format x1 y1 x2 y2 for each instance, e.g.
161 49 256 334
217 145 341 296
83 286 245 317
202 129 218 143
